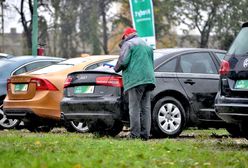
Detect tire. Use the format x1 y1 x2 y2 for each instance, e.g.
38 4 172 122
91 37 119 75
89 119 123 137
240 122 248 140
25 123 53 133
151 96 186 138
64 121 89 133
225 124 242 138
0 104 21 129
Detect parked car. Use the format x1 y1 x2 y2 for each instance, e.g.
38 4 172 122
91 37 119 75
61 48 228 137
215 22 248 139
0 53 13 59
3 55 118 132
0 55 64 129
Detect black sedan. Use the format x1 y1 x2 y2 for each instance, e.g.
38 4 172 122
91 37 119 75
61 48 227 137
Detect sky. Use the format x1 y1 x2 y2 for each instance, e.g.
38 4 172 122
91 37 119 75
2 1 198 35
3 0 51 33
3 0 23 33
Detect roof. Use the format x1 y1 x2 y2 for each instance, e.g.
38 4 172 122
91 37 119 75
8 55 63 62
154 48 226 67
155 48 226 54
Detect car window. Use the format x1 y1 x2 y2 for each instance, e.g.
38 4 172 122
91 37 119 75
179 52 218 74
30 64 73 74
228 27 248 55
85 60 112 70
156 58 177 72
214 52 226 61
25 61 54 71
13 67 26 75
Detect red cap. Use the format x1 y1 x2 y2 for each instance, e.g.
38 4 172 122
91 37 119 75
122 27 137 39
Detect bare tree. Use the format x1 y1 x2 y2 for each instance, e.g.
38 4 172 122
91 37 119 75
177 0 225 48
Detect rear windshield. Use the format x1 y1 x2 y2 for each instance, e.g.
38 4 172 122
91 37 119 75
30 58 87 74
228 27 248 55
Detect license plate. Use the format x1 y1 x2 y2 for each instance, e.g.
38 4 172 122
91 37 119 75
74 86 94 94
14 84 28 92
234 80 248 89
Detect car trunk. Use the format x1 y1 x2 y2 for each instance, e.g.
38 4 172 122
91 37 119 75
221 57 248 98
7 76 37 100
7 75 57 100
221 26 248 98
63 70 129 121
64 71 123 98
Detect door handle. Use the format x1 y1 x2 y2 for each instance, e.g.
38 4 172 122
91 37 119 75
184 79 195 85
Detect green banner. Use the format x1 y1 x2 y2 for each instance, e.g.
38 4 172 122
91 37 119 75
129 0 156 48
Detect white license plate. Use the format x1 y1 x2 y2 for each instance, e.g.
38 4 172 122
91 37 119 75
74 86 94 94
234 80 248 89
14 84 28 92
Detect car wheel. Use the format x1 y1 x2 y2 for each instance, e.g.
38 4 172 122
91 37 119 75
240 122 248 140
152 96 186 138
89 119 123 137
225 124 242 138
64 121 89 133
0 104 21 129
106 120 123 137
26 124 53 133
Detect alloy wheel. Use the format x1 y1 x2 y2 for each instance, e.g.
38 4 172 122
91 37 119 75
157 103 181 133
70 121 89 133
0 105 20 129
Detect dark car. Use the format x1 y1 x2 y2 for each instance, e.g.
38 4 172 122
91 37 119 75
0 55 64 129
215 22 248 139
61 48 227 137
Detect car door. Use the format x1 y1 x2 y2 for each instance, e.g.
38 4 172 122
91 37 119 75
153 57 188 99
177 52 220 120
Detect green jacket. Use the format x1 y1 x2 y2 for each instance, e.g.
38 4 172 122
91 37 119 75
114 34 155 92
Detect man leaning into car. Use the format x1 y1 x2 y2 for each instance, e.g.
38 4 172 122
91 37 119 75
114 27 155 140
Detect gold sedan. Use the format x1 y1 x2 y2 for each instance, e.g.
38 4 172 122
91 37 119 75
3 55 118 132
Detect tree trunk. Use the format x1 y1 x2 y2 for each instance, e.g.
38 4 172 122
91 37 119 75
100 0 109 54
20 0 32 54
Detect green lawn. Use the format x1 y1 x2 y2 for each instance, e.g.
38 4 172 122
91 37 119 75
0 129 248 168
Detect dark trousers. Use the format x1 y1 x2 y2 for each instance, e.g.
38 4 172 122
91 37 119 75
128 85 151 139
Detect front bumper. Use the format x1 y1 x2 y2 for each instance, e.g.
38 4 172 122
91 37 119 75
215 93 248 123
61 96 123 121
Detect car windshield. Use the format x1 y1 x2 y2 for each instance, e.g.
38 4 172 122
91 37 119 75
228 27 248 55
30 57 87 74
96 53 163 70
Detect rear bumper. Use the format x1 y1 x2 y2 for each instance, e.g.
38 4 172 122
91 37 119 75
215 93 248 123
3 94 60 119
4 108 60 125
61 96 123 121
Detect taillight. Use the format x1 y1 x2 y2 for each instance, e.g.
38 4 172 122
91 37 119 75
96 76 123 87
30 78 58 91
64 76 73 88
219 60 230 75
7 78 11 91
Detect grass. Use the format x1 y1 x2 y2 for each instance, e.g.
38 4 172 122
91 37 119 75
0 129 248 168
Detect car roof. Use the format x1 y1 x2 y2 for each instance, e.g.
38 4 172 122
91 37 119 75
6 55 63 62
0 56 64 78
154 48 226 67
155 48 226 54
0 53 13 58
28 55 118 75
